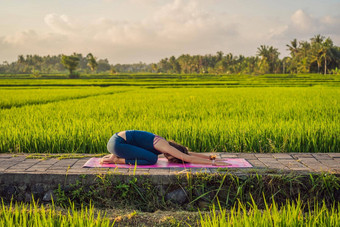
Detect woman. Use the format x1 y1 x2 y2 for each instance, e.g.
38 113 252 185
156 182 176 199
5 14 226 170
100 130 228 166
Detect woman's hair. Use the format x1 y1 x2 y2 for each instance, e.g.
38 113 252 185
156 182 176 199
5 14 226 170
165 140 189 163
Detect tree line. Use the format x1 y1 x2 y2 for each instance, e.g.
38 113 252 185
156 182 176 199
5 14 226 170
0 35 339 76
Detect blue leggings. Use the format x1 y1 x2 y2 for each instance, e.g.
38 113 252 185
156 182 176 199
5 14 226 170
107 133 158 165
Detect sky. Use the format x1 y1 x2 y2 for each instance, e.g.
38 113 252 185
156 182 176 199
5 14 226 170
0 0 339 64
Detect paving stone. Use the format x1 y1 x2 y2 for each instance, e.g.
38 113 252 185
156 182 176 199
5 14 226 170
220 154 238 158
6 164 36 171
328 153 340 158
37 159 60 165
109 168 129 174
25 167 49 172
312 154 332 160
90 168 111 174
130 169 150 174
278 160 306 168
4 169 25 173
170 168 187 174
272 153 293 159
148 168 170 175
0 154 15 158
47 166 70 171
238 154 257 159
70 164 84 170
26 164 52 169
264 163 288 169
248 160 266 168
0 168 11 172
67 168 94 174
44 170 68 174
289 167 312 171
51 159 78 167
0 162 18 168
292 154 313 159
0 153 339 177
255 154 274 158
21 159 41 164
73 159 90 165
189 168 211 174
318 160 340 168
297 158 321 167
257 159 280 167
310 166 333 172
8 155 26 161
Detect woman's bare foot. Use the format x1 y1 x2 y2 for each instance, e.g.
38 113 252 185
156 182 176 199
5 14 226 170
100 154 126 164
100 154 117 164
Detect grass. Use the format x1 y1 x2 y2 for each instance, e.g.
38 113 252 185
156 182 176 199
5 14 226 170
0 199 113 227
0 86 130 109
1 73 340 87
0 85 339 153
199 197 340 227
1 197 339 226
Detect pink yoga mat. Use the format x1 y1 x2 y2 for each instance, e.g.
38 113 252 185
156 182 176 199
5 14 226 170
83 158 252 168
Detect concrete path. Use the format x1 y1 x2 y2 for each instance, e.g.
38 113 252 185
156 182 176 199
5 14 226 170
0 153 339 176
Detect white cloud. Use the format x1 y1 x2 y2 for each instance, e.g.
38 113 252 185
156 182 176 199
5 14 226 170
271 9 340 38
0 2 339 63
291 10 314 31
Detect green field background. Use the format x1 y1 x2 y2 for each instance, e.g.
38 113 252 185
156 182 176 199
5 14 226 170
1 75 339 153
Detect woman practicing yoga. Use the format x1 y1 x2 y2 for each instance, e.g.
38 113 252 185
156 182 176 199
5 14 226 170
100 130 229 166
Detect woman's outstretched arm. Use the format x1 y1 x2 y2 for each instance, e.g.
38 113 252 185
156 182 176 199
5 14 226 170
155 140 229 165
188 152 223 160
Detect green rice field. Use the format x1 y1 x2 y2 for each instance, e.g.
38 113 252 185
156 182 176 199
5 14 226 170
1 200 113 227
0 74 339 153
1 198 339 227
199 198 340 227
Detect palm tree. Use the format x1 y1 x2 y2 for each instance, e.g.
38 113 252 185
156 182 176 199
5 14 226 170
257 45 280 73
86 53 98 72
286 39 299 57
311 34 324 45
216 51 224 62
310 35 325 73
320 38 334 75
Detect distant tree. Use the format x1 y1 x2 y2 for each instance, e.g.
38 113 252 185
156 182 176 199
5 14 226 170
320 37 334 75
151 63 158 73
86 53 98 73
215 59 228 74
61 54 80 78
1 34 340 75
257 45 280 73
97 59 111 72
110 66 116 74
169 56 181 73
158 58 171 73
216 51 224 62
286 39 299 57
257 57 270 74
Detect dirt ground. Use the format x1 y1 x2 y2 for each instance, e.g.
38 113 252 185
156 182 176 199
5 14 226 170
103 208 205 226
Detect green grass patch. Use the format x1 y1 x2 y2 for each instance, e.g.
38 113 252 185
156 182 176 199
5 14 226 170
1 86 339 153
199 197 340 227
0 199 113 226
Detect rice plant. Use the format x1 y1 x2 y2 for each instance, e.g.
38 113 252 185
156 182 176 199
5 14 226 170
0 85 339 153
0 199 114 227
198 197 340 227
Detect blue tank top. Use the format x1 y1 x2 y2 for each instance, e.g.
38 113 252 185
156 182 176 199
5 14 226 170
125 130 162 155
